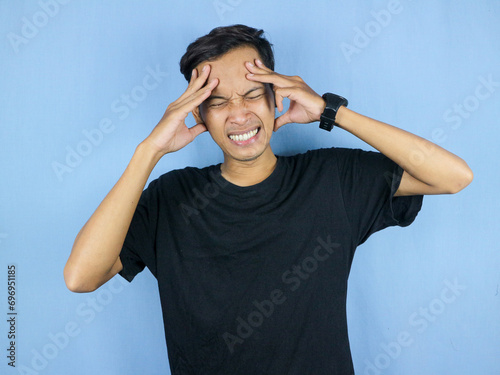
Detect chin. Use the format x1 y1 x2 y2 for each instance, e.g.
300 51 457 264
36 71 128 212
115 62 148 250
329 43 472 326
225 145 269 163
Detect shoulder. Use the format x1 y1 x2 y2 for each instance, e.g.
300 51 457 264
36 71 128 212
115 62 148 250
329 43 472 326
285 147 366 160
159 164 217 181
282 147 362 167
282 147 392 180
298 147 388 165
143 164 220 197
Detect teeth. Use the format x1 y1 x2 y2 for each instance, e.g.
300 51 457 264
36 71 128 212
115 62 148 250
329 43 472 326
229 128 258 142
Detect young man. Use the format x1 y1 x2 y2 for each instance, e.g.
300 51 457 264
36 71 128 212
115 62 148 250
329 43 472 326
64 25 473 374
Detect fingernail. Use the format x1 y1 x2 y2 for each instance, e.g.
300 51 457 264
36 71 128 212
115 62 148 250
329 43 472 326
256 59 262 65
202 65 208 72
247 61 254 67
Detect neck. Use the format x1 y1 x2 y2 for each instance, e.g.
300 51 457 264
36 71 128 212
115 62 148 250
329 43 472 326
220 148 277 187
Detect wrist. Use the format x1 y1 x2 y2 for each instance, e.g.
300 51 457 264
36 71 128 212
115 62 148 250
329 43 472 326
136 140 165 167
334 106 349 128
319 93 348 131
316 96 327 122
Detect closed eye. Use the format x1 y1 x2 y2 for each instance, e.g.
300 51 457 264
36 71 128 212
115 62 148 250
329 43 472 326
247 94 264 100
208 101 226 108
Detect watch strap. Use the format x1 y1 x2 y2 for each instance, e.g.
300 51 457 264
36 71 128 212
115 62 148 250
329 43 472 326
319 93 348 131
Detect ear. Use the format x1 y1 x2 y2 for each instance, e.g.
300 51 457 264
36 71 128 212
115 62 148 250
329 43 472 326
193 105 204 125
266 83 277 108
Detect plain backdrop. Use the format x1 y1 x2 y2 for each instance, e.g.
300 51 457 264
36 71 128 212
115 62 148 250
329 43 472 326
1 1 499 374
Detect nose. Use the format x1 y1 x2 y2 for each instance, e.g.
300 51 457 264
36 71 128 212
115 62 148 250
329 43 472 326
227 98 251 125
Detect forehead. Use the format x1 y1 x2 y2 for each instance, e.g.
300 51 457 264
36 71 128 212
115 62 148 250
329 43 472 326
196 46 264 95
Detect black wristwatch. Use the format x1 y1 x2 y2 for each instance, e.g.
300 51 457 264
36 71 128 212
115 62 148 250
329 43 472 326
319 93 348 131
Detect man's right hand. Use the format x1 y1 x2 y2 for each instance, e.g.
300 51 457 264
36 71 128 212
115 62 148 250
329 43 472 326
143 65 219 156
64 65 218 293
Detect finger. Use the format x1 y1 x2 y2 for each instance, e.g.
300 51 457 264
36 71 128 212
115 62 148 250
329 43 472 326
275 85 300 113
171 78 218 119
246 67 291 88
245 59 280 76
188 123 207 138
274 112 292 131
179 65 213 101
274 86 304 104
181 78 219 114
189 68 198 84
275 90 284 113
254 58 272 71
186 65 212 92
186 67 202 89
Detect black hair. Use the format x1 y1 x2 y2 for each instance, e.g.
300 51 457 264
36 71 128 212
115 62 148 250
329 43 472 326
179 24 274 81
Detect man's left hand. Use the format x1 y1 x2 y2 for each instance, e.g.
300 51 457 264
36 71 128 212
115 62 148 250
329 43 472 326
245 59 325 131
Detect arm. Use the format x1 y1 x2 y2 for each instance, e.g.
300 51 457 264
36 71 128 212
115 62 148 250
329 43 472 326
64 66 218 293
245 60 473 196
333 107 473 196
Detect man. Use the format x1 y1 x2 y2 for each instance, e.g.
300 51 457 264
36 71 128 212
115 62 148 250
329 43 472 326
64 25 473 374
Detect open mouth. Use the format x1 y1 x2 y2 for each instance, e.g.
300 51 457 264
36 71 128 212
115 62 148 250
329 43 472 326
228 127 260 142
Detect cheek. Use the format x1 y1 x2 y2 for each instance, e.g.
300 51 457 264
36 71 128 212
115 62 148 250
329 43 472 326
200 104 215 122
260 96 276 119
204 110 222 124
200 109 225 135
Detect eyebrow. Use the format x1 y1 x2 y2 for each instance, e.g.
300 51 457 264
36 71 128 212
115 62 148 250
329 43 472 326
207 86 265 101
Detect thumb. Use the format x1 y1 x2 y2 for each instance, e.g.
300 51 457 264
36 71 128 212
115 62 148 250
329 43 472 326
274 112 292 131
189 123 208 138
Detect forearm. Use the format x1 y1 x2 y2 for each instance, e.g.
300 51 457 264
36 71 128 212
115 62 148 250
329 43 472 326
242 61 473 194
335 107 473 194
64 142 162 292
64 65 217 292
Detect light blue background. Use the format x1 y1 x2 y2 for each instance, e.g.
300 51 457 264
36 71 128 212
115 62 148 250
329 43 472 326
1 1 499 374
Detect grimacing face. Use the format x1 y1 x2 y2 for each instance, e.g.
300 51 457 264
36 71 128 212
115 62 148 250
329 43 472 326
193 46 276 164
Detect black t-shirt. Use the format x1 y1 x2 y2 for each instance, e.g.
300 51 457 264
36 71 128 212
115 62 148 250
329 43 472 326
119 147 423 375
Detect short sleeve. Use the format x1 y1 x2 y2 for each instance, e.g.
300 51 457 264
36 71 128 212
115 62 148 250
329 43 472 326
333 148 423 245
118 180 159 282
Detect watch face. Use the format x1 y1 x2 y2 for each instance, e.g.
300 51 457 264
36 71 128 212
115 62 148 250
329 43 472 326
323 107 337 119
